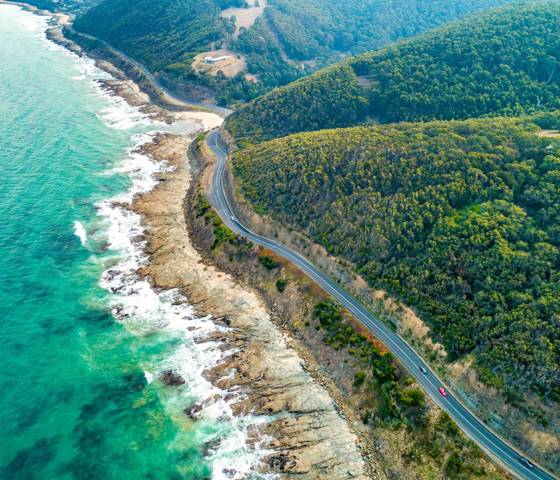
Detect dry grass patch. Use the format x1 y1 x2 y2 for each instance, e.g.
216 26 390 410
371 290 447 358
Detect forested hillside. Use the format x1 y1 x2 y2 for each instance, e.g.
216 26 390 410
74 0 238 71
73 0 524 105
233 114 560 399
227 2 560 143
25 0 98 13
264 0 523 61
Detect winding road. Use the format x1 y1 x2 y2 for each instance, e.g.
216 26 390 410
205 129 558 480
30 5 556 479
58 13 558 477
64 22 231 117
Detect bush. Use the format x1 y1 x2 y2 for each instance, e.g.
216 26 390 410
258 254 280 269
445 452 465 478
195 192 236 249
361 409 371 425
354 371 366 387
436 412 460 437
398 387 426 407
275 278 288 292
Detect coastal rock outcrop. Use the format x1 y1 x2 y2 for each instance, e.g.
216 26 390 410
132 132 376 478
184 402 203 419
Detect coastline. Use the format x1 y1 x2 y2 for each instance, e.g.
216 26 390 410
19 2 374 477
12 2 558 477
133 132 370 478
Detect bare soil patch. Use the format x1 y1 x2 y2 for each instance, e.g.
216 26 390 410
221 0 266 39
371 290 447 358
537 129 560 137
193 49 246 78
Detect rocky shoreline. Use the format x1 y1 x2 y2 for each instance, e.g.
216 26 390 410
36 6 374 478
132 131 372 478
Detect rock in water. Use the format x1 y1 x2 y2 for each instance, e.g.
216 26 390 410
160 369 185 386
184 402 203 419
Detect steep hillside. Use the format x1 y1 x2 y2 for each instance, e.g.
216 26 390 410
226 2 560 143
263 0 524 61
74 0 238 71
73 0 524 105
232 114 560 399
24 0 99 13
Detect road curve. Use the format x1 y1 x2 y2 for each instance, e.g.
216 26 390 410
63 22 232 117
205 129 558 480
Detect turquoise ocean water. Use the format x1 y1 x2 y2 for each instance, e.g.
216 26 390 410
0 6 263 479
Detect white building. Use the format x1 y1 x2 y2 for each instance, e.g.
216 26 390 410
202 56 230 65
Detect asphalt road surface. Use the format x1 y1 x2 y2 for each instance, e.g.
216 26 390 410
206 129 558 480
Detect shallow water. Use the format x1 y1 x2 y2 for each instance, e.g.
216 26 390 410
0 6 264 479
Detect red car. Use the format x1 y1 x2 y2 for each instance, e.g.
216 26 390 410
438 387 448 397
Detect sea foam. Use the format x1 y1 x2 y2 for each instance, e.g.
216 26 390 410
73 220 87 245
90 94 273 478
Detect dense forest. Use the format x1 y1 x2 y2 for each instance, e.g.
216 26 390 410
73 0 525 105
74 0 237 71
24 0 98 12
226 2 560 143
228 64 369 142
264 0 526 61
232 114 560 399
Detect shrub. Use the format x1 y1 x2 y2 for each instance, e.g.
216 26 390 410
258 254 280 269
354 371 366 387
276 278 288 292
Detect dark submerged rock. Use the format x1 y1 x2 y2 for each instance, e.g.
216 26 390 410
160 369 185 386
184 402 203 419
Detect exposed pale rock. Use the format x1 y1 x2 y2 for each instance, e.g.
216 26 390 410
132 133 373 478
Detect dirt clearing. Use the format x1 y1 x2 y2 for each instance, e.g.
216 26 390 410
221 0 266 39
193 49 246 77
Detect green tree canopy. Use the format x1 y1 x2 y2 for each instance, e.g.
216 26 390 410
233 114 560 397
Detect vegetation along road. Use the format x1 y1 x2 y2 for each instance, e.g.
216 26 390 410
205 129 558 480
64 21 232 117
